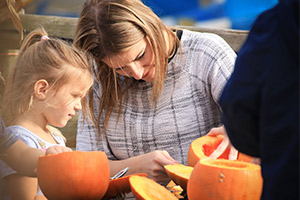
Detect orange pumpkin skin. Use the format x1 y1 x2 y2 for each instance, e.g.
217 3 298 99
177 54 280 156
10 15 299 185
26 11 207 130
129 175 178 200
102 173 147 200
187 159 263 200
37 151 110 200
164 164 193 191
187 135 253 167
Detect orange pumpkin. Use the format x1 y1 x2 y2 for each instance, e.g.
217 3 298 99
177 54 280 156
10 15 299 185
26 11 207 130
187 158 263 200
102 173 147 200
166 181 184 199
129 175 178 200
37 151 110 200
164 164 193 191
188 135 253 167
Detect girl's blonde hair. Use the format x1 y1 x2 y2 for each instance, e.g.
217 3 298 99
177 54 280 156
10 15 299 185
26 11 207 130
2 28 93 130
74 0 180 135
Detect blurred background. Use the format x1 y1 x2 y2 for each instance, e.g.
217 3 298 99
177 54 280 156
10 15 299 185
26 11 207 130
23 0 278 30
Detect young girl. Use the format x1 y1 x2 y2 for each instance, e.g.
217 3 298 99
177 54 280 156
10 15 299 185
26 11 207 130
0 74 72 178
0 28 93 200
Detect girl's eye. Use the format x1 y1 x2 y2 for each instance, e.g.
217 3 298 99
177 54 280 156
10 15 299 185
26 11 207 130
72 94 81 98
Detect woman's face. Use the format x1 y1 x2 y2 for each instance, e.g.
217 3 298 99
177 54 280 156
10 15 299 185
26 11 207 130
102 37 155 82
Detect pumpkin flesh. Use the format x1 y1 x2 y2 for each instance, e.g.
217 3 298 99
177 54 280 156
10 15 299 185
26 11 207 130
187 135 253 167
129 175 177 200
164 164 193 191
102 173 147 200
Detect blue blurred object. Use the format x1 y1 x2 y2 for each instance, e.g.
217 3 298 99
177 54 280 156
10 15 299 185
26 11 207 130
142 0 199 16
143 0 279 30
225 0 278 30
176 3 225 22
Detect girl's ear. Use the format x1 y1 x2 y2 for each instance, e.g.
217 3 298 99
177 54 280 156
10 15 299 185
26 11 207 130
34 79 49 100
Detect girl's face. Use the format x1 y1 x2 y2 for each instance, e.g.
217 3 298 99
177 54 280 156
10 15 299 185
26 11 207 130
102 37 155 82
42 74 91 128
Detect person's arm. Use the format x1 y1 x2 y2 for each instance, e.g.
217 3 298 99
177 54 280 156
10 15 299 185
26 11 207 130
109 150 178 183
1 140 42 177
77 81 178 182
6 173 38 200
1 140 72 177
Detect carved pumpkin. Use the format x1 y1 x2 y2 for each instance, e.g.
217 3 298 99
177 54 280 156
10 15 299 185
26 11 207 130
37 151 110 200
188 135 253 167
102 173 147 200
187 158 263 200
164 164 193 191
129 175 178 200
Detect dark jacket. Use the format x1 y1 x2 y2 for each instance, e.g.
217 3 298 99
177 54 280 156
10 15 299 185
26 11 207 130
219 0 299 199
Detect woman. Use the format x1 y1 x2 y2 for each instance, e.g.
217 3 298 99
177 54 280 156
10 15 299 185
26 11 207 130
74 0 236 184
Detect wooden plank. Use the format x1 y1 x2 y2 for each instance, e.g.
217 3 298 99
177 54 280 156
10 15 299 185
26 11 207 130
0 14 78 49
176 25 248 52
0 14 248 51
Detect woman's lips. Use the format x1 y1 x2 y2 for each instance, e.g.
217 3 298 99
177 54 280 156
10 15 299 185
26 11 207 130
142 70 150 79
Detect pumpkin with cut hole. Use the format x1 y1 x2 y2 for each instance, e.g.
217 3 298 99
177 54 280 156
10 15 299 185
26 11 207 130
164 164 193 191
37 151 110 200
102 173 147 200
187 158 263 200
188 135 253 167
129 175 178 200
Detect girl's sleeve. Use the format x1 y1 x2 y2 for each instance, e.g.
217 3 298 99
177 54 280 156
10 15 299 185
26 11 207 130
0 119 20 153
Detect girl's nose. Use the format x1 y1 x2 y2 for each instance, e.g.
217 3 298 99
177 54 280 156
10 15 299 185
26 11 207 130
74 100 82 111
129 62 144 80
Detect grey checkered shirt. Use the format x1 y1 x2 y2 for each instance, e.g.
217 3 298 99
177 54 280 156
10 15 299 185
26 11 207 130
76 29 236 166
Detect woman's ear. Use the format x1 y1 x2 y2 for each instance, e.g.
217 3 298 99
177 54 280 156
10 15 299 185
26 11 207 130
34 79 49 100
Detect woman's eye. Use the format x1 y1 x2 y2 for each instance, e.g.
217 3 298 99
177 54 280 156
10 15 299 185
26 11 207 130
116 67 125 72
136 51 145 60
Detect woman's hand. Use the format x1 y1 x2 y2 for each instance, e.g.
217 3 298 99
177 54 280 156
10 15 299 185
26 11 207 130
207 126 238 160
45 146 72 155
134 150 178 182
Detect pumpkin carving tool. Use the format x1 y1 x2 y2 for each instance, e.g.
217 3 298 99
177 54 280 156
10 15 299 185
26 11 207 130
110 167 130 180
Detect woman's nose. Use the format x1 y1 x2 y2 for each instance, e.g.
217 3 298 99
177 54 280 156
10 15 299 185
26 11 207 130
129 62 144 80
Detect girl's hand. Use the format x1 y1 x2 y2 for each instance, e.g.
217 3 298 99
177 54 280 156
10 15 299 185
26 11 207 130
45 146 72 155
207 126 238 160
133 150 178 183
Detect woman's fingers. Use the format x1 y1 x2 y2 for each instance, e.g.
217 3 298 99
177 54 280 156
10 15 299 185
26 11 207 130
160 150 178 165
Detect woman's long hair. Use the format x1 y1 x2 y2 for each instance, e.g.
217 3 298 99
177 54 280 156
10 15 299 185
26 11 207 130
74 0 180 136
